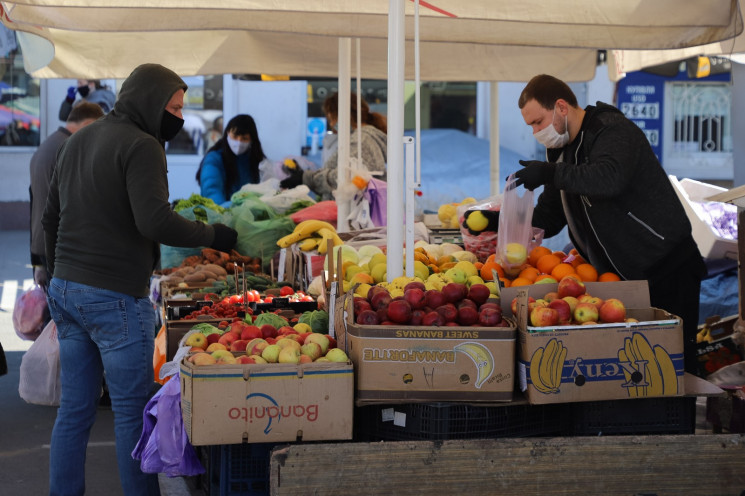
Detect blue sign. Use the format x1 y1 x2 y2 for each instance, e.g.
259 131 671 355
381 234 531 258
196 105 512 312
616 74 664 160
306 117 327 148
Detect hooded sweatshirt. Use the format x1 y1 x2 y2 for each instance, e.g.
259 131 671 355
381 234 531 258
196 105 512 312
303 125 387 201
42 64 217 297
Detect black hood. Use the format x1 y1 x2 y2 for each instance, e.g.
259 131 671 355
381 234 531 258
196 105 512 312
110 63 187 140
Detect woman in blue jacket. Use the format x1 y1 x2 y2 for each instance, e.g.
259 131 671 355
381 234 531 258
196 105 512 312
196 114 270 205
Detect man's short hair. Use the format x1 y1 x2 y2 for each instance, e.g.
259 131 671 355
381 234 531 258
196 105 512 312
67 101 105 123
519 74 579 110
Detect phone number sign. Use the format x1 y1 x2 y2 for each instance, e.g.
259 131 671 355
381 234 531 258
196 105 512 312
616 77 664 159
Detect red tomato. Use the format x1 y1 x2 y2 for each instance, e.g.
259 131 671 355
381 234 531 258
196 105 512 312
229 294 242 304
280 286 295 297
264 296 274 303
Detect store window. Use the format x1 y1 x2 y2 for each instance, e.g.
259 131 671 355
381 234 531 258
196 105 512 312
0 24 40 147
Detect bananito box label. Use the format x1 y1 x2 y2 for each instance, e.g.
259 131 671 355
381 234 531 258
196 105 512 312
338 294 516 404
180 360 353 446
512 282 684 404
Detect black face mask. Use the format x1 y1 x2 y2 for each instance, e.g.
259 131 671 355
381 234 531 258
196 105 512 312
77 85 90 98
160 110 184 142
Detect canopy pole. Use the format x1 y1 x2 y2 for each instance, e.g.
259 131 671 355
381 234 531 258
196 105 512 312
490 82 500 195
337 38 351 232
356 39 362 164
386 0 405 281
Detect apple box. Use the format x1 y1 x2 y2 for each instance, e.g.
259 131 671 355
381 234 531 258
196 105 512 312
504 280 684 405
180 359 354 446
335 293 516 405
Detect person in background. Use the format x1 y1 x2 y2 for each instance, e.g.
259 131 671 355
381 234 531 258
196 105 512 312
514 74 706 375
195 113 272 205
280 92 387 201
42 63 237 496
29 102 104 290
59 79 116 122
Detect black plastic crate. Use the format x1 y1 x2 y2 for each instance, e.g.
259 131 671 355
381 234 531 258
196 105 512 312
199 443 275 496
562 396 696 436
354 402 564 442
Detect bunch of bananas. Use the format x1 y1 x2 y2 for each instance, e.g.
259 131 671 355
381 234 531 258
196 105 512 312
276 220 343 255
696 325 714 343
617 332 677 397
529 338 567 394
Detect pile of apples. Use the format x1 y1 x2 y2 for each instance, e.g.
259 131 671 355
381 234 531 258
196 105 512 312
184 321 347 366
518 275 632 327
354 281 509 327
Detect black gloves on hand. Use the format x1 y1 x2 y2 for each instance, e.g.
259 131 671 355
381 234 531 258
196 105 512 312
279 166 304 190
513 160 557 191
211 223 238 253
461 210 500 235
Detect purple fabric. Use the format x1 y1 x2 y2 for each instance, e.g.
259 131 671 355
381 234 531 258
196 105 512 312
364 178 387 227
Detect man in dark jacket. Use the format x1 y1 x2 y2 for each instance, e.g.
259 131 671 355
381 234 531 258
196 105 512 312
29 102 104 289
514 74 706 375
42 63 237 496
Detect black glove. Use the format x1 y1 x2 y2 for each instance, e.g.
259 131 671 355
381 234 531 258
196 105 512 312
461 209 500 235
211 223 238 253
279 167 304 190
513 160 556 191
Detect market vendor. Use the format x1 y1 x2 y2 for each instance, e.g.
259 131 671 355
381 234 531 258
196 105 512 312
42 63 237 496
513 74 706 375
280 92 387 200
196 113 274 206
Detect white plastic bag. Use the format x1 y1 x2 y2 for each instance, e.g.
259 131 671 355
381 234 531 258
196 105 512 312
12 285 49 341
496 174 536 276
18 320 61 406
261 185 315 214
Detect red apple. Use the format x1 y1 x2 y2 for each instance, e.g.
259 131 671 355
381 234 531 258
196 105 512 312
371 291 392 310
561 296 579 314
218 332 238 348
478 307 502 326
530 306 559 327
206 333 221 345
366 285 389 303
357 309 380 325
511 296 535 316
353 297 373 316
421 311 445 327
403 288 427 310
548 298 572 325
436 303 458 323
479 302 502 312
528 299 549 312
425 290 447 309
599 298 626 323
557 275 586 298
442 283 468 303
387 300 413 324
278 326 298 335
457 306 479 326
410 309 425 326
543 291 559 303
376 307 389 323
573 302 599 324
467 284 491 306
230 340 249 352
260 324 278 339
403 281 426 293
236 355 256 364
240 325 262 341
227 321 246 335
458 299 478 310
246 338 268 355
578 294 604 312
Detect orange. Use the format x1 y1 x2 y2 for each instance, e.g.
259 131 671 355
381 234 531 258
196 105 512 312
518 266 540 282
510 277 534 287
480 261 505 281
498 277 511 288
528 246 552 267
536 253 561 275
535 274 558 283
598 272 621 282
550 263 576 281
570 254 588 268
552 251 567 261
486 253 496 264
474 262 484 270
575 263 598 282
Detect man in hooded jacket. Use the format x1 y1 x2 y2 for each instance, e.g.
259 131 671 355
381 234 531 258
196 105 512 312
42 63 237 496
514 74 706 376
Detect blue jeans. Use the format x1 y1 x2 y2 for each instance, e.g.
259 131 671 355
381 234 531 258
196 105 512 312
47 278 160 496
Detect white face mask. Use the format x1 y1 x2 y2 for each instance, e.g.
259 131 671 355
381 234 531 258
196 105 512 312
227 136 250 155
533 108 569 149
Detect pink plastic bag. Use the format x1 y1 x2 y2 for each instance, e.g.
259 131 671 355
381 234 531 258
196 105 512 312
12 285 49 341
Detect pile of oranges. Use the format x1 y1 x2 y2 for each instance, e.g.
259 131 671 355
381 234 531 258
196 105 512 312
475 245 620 288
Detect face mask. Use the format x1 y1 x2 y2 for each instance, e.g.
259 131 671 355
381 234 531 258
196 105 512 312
227 136 250 156
77 85 91 98
160 110 185 142
533 108 569 149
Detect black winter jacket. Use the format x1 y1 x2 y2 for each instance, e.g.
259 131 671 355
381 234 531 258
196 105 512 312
532 102 701 281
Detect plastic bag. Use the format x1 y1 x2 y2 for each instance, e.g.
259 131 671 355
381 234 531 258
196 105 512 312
131 371 204 477
364 178 387 227
12 285 49 341
18 320 60 406
457 195 502 263
496 175 536 275
153 324 167 385
261 185 316 214
290 200 338 225
231 203 295 265
160 205 231 269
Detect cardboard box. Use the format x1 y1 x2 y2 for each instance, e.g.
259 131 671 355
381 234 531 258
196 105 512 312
506 280 684 404
669 175 738 260
696 315 743 377
180 359 354 446
336 294 516 405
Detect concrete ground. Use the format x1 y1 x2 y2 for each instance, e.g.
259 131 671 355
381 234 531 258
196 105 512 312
0 230 205 496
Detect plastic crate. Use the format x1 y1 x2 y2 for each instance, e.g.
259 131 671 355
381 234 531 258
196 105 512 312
562 396 696 436
354 402 564 442
199 443 275 496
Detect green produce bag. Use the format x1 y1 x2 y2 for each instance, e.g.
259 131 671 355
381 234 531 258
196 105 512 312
160 204 231 269
232 214 295 265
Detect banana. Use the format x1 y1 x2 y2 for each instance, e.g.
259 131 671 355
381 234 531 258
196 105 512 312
633 333 663 397
277 220 338 248
552 342 567 391
454 342 494 389
529 348 553 393
618 348 638 398
623 337 641 397
297 237 319 251
539 339 558 392
654 344 678 395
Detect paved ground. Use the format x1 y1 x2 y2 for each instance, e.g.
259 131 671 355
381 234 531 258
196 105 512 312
0 230 204 496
